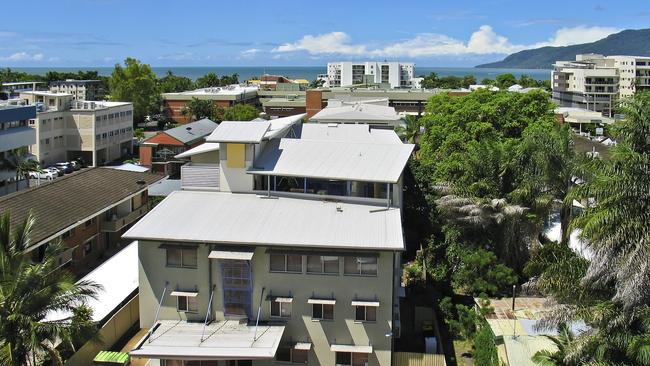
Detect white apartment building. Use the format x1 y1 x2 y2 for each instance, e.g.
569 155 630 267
326 62 415 89
122 114 416 366
49 79 105 101
19 91 133 166
552 54 650 117
0 104 36 193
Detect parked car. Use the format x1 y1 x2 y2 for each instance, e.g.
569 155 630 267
69 160 81 171
46 166 64 176
28 170 55 180
55 162 74 174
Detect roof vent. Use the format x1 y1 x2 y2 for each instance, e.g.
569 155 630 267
327 123 338 128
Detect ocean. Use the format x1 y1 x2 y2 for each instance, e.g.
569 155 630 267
8 66 551 82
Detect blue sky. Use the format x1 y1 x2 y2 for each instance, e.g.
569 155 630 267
1 0 648 67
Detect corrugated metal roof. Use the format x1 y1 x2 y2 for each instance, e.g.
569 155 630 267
249 138 414 183
207 121 271 143
299 123 402 144
310 103 402 123
393 352 446 366
163 118 218 144
123 191 404 251
264 114 305 140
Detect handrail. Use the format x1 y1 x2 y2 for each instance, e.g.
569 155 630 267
253 287 266 341
147 282 168 343
200 285 216 342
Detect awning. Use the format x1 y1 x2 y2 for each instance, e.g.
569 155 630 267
308 298 336 305
170 291 198 297
330 344 373 353
130 320 285 360
351 300 380 307
294 342 312 351
93 351 129 365
208 250 254 261
267 296 293 303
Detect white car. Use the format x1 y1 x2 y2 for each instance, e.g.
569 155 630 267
28 170 56 180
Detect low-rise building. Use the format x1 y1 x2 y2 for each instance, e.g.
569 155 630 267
0 104 37 193
123 114 414 365
139 118 218 176
49 79 106 101
20 91 134 166
0 167 163 276
0 81 46 99
162 85 259 124
309 98 405 129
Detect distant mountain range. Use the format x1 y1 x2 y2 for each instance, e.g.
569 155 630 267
476 29 650 69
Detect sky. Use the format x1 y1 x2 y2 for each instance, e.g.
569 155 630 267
0 0 648 67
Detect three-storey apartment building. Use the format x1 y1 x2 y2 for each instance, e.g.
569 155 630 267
326 62 415 89
49 79 106 101
552 54 650 117
19 91 133 166
123 114 414 366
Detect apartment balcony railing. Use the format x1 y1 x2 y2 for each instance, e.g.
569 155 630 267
180 163 220 190
101 205 149 232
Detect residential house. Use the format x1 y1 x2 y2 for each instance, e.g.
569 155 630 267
19 91 134 166
0 104 36 194
122 114 414 366
0 167 163 276
139 118 218 176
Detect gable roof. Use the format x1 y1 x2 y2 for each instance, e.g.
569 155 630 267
0 168 164 249
161 118 218 145
298 123 401 144
206 121 271 143
123 191 404 251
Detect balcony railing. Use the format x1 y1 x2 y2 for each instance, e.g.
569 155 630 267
181 163 220 190
101 205 149 232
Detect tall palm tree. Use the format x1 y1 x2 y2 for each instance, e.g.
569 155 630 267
3 148 40 191
0 211 100 366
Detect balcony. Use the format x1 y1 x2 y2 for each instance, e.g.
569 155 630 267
180 163 220 190
101 205 149 232
0 126 36 152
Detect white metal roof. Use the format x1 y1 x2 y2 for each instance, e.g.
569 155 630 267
174 142 220 159
130 320 285 360
299 123 401 144
310 103 402 124
44 241 138 323
123 191 404 251
264 113 305 140
249 138 414 183
206 121 271 143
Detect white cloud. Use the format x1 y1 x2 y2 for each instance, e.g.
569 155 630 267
273 25 620 58
535 26 620 47
239 48 261 59
273 32 367 55
0 52 44 61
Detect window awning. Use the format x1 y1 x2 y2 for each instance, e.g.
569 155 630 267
267 296 293 303
170 291 198 297
208 250 254 261
351 300 380 307
330 344 373 354
308 298 336 305
294 342 312 351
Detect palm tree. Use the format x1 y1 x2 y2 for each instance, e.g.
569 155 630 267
0 211 100 365
436 195 533 272
3 148 40 191
395 115 421 144
532 324 577 366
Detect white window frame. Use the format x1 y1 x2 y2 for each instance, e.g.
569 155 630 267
354 305 377 322
270 253 303 273
176 295 198 313
311 303 334 320
270 299 292 318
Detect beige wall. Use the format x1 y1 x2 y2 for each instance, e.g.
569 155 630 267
189 150 220 164
138 242 395 366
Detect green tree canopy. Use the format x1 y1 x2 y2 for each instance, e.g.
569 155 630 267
158 70 194 93
182 97 216 122
217 103 259 121
196 72 220 89
495 73 517 89
108 58 160 124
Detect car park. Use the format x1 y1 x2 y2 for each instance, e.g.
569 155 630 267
46 166 63 176
70 161 81 171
